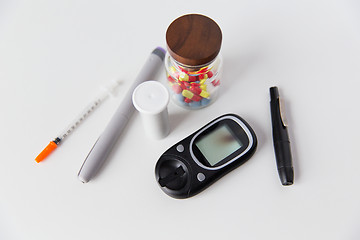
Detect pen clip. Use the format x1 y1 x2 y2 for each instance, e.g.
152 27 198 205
279 97 288 127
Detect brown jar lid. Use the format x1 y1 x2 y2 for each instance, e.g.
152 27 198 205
166 14 222 66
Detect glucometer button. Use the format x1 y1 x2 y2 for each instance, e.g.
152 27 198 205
176 144 185 152
197 173 205 182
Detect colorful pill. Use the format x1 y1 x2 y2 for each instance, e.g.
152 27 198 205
170 66 177 73
174 94 189 107
178 81 187 90
182 90 201 101
188 75 197 82
172 84 182 94
179 72 189 81
211 79 220 86
190 82 201 87
184 98 192 103
190 86 201 95
182 89 194 98
167 75 175 83
199 74 208 80
169 66 180 80
183 81 191 88
199 90 210 98
190 86 210 98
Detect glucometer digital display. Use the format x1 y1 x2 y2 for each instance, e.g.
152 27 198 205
194 124 243 166
155 114 257 199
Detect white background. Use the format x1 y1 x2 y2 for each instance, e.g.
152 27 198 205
1 0 360 239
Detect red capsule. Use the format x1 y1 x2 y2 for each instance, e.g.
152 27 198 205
172 84 182 94
184 98 192 103
167 75 175 83
211 79 220 86
179 81 187 90
188 75 197 82
190 86 202 95
183 82 191 88
190 82 201 87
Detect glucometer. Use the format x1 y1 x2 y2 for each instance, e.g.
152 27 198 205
155 113 257 199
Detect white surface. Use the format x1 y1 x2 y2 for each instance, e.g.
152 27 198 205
1 1 360 240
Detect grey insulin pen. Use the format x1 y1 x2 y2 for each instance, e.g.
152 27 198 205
78 47 166 183
269 86 294 186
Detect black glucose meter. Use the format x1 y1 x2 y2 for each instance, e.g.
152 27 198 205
155 113 257 199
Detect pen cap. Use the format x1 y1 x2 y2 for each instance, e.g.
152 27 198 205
132 81 170 139
270 86 279 100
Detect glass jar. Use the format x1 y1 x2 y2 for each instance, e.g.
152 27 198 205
165 14 223 109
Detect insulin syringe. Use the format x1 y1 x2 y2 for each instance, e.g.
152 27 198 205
35 80 121 163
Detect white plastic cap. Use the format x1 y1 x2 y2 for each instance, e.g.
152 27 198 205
132 81 170 139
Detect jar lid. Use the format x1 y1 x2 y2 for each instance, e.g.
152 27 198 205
166 14 222 66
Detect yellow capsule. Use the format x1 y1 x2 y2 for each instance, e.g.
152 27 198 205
182 89 194 98
200 84 207 91
179 72 189 81
170 66 177 74
199 74 208 81
200 90 210 98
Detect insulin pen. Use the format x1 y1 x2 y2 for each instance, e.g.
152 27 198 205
78 47 166 183
269 86 294 186
35 80 121 163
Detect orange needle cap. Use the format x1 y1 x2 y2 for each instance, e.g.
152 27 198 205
35 141 58 163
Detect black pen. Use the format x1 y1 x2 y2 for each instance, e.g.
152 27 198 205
269 86 294 186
